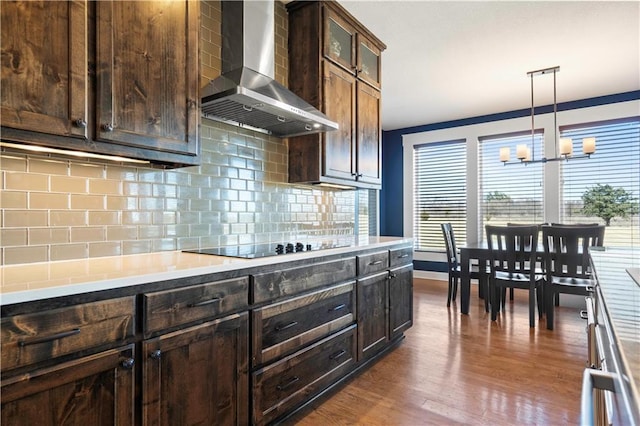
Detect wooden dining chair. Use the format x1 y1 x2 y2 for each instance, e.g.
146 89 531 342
486 225 545 328
440 223 488 311
548 223 599 306
541 224 605 330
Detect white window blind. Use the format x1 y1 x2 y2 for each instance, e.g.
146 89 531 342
560 117 640 246
413 140 466 251
357 189 378 237
479 132 544 240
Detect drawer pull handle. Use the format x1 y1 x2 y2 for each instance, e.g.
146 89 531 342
276 376 300 391
329 304 346 312
398 254 409 258
18 328 81 347
121 358 135 370
330 349 347 360
187 297 221 308
275 321 298 332
150 350 162 360
369 260 383 266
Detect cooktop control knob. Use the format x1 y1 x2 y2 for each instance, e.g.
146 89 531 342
306 244 313 251
275 244 285 254
285 243 294 253
295 242 304 252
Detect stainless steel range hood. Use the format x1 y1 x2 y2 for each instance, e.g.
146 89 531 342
201 1 338 138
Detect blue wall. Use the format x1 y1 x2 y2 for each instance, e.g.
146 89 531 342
380 90 640 237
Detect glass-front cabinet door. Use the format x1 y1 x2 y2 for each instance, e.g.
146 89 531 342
324 9 355 71
357 36 381 89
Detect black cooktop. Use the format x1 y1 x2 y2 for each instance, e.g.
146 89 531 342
183 242 351 259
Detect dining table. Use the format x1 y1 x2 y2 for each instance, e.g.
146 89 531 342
459 241 545 315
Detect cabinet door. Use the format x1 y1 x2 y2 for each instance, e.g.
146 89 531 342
357 35 382 89
356 82 382 186
96 0 199 157
1 345 135 426
323 8 356 72
142 312 249 426
323 62 356 181
389 264 413 339
357 271 389 361
0 1 88 139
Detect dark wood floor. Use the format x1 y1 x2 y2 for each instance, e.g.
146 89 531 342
293 278 587 425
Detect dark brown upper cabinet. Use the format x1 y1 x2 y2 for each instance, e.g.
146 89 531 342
287 0 386 189
324 7 382 90
0 1 200 168
0 1 89 141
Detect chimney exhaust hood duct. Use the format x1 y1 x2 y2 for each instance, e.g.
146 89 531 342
201 1 338 138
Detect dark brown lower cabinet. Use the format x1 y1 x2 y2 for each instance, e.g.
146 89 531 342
357 270 390 361
0 242 413 426
1 344 135 426
389 263 414 339
142 312 249 426
252 325 357 425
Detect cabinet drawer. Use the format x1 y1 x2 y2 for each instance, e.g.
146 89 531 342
389 246 413 268
252 325 356 425
143 276 249 334
252 282 356 366
357 250 389 276
252 258 356 304
1 296 136 372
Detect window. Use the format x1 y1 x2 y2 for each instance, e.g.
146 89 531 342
560 117 640 246
413 140 466 250
479 132 544 240
357 189 379 237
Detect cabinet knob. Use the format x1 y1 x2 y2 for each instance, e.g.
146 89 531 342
74 118 87 128
150 349 162 360
102 123 114 132
121 358 135 369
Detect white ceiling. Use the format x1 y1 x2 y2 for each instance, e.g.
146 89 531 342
338 1 640 131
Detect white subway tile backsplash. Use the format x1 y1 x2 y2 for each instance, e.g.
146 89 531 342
50 175 87 193
29 158 69 175
5 210 49 227
1 191 27 209
29 228 70 245
70 163 105 179
5 172 48 191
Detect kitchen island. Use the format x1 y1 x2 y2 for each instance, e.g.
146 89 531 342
585 247 640 425
1 236 413 425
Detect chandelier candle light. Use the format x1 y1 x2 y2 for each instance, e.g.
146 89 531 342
501 66 596 165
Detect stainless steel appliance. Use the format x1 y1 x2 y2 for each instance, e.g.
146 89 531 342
201 0 338 137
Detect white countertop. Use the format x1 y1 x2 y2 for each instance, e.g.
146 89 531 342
0 237 412 306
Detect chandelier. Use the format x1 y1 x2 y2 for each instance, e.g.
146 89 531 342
500 66 596 165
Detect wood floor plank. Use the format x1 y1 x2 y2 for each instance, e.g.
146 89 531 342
292 278 586 425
